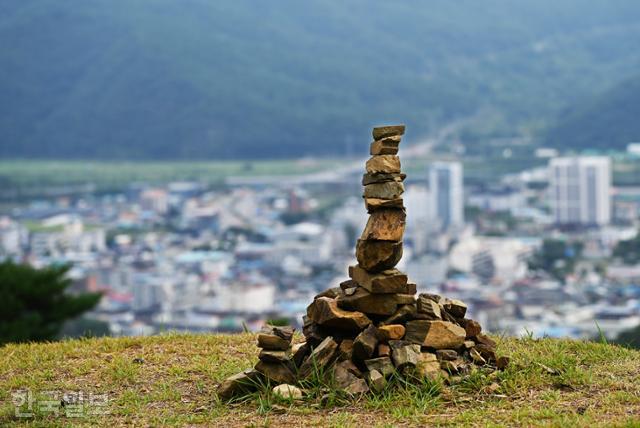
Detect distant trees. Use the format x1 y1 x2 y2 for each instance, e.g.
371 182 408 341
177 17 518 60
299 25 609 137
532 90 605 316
613 232 640 265
615 324 640 349
0 261 102 345
528 239 582 281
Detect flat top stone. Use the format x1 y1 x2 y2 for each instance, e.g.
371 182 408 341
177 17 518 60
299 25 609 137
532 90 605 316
372 125 405 140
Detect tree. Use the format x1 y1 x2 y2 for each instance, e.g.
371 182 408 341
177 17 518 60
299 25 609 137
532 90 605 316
614 324 640 349
0 261 102 345
528 239 582 281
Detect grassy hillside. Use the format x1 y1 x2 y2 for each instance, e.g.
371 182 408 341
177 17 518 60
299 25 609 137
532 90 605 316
0 333 638 427
546 74 640 151
3 1 640 159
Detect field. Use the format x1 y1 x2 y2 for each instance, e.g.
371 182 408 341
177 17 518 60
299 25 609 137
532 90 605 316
1 333 639 427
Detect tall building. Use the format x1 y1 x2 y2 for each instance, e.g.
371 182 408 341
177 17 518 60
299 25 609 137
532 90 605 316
429 161 464 230
549 156 611 226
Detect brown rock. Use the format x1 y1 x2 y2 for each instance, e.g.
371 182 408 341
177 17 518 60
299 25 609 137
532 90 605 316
365 198 404 212
355 239 403 272
299 336 338 378
476 334 497 348
315 287 342 300
335 358 362 377
372 125 405 140
361 209 406 242
364 356 395 377
475 343 497 363
423 321 466 350
334 361 368 395
436 349 459 361
217 368 262 401
255 360 296 384
416 295 442 319
363 182 405 200
339 279 357 290
462 319 482 338
377 324 406 341
382 304 417 325
362 172 406 186
337 339 354 361
291 342 310 367
440 359 462 373
404 320 430 344
353 325 379 361
389 340 421 370
302 321 325 346
366 155 401 174
337 286 398 316
377 343 391 357
443 299 467 318
370 135 402 155
463 340 475 349
263 325 294 341
307 297 372 331
416 353 441 381
348 265 409 294
257 334 290 351
258 349 291 364
367 369 386 392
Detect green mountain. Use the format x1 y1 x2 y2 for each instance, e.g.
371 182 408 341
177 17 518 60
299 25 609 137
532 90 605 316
545 75 640 151
2 1 640 159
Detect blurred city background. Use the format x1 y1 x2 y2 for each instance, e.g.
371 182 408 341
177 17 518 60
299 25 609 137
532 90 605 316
1 1 640 346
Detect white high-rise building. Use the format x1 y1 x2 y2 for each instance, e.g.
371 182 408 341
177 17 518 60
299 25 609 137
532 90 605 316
549 156 611 226
429 161 464 230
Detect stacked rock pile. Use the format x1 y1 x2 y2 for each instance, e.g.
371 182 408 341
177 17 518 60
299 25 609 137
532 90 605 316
217 125 508 401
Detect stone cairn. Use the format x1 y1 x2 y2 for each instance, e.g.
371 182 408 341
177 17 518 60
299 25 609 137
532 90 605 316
218 125 508 401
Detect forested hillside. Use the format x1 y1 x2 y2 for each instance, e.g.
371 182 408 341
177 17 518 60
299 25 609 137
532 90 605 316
2 1 640 159
545 74 640 151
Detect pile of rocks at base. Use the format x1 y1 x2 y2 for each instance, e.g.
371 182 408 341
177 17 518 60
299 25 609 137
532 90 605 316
217 125 509 402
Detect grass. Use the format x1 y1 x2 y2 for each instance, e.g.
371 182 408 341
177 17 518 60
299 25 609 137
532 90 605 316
0 333 639 427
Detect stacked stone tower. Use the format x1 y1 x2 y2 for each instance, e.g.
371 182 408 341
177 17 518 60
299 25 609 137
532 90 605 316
218 125 507 400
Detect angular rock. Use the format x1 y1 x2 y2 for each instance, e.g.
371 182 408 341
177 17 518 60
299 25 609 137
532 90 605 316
258 325 294 350
382 304 417 325
377 324 406 341
463 340 476 349
436 349 458 361
349 265 409 294
258 349 291 364
257 334 290 351
353 325 379 361
362 172 406 186
475 343 497 363
443 299 467 318
355 239 403 272
255 360 296 384
462 319 482 338
299 336 338 378
367 369 386 392
315 287 342 300
423 321 466 350
365 198 404 212
337 339 354 361
337 287 398 316
370 135 401 155
339 279 357 290
417 294 442 319
272 384 303 400
389 340 421 370
363 182 405 200
416 353 441 381
335 358 362 378
292 342 310 367
440 359 463 373
377 343 391 357
404 320 430 345
475 334 497 348
217 368 262 401
364 356 395 377
307 297 372 331
372 125 405 140
366 155 401 174
360 209 406 241
334 361 369 395
343 287 357 296
302 321 325 346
